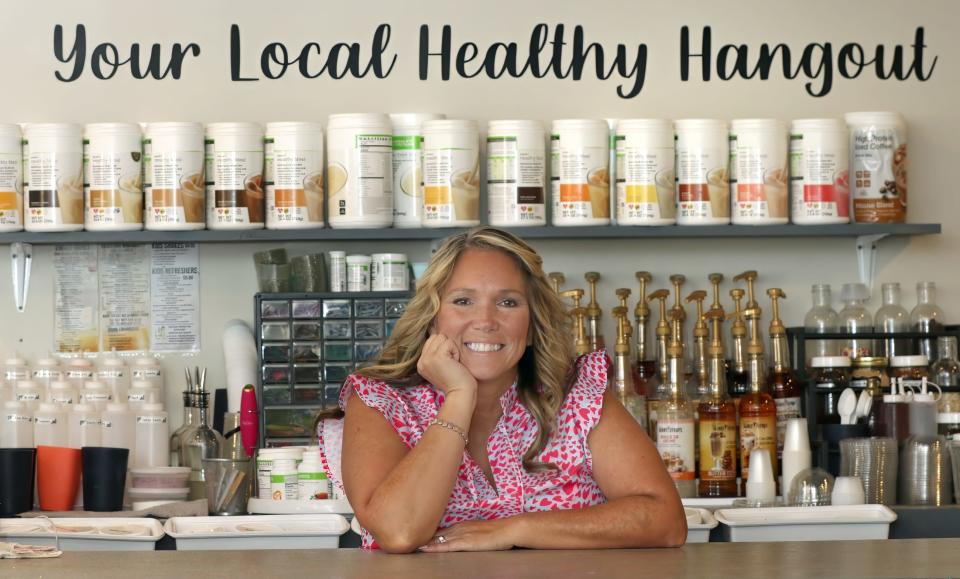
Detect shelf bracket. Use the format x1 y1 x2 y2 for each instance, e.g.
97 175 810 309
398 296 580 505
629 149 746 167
856 233 888 294
10 242 32 312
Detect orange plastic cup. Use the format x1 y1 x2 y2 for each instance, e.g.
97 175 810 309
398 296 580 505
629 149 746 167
36 445 82 511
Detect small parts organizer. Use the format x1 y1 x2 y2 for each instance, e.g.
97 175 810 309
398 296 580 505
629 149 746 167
255 291 413 446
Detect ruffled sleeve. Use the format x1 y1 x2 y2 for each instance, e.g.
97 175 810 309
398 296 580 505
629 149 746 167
338 374 421 449
559 350 609 472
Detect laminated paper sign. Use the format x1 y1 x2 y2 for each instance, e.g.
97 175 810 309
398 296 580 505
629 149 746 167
99 244 151 352
54 245 99 353
150 242 200 353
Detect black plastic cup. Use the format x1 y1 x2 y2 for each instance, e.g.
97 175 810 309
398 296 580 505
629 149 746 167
81 447 129 512
0 448 37 517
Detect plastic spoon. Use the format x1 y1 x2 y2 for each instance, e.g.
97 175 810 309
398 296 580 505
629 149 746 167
855 389 873 423
838 388 857 425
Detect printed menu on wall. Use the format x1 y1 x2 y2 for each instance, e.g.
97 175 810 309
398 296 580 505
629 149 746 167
53 245 100 353
54 243 200 353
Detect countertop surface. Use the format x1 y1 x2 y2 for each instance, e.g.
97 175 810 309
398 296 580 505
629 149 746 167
4 539 960 578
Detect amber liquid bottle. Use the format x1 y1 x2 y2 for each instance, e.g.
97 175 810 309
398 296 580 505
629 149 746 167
698 313 738 497
739 333 779 489
766 289 803 462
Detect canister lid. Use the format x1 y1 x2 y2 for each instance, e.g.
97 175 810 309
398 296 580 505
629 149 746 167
890 355 929 367
810 356 852 368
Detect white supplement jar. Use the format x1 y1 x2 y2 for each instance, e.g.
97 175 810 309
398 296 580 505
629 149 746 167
83 123 143 231
270 458 299 501
390 113 444 228
606 119 618 225
256 447 304 500
347 254 372 292
297 450 330 500
422 119 481 227
487 120 546 227
0 124 23 232
615 119 676 226
790 119 849 225
265 122 325 230
674 119 730 225
371 253 409 291
729 119 789 225
144 122 206 230
205 122 265 230
327 113 393 229
551 119 611 226
845 112 907 223
23 123 84 232
329 250 347 292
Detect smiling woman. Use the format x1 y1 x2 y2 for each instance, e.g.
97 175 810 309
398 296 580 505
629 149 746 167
315 226 686 553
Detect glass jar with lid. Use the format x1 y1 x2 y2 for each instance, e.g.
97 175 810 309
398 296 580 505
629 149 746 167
850 357 889 393
809 356 851 425
889 355 930 392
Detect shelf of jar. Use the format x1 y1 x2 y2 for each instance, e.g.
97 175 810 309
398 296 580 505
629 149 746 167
0 222 941 245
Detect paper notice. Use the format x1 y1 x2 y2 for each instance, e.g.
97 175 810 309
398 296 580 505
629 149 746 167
150 243 200 353
54 245 100 353
99 244 151 352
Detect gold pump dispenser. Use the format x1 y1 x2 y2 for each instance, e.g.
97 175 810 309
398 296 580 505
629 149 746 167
612 301 647 429
634 272 652 364
548 272 565 294
728 288 750 400
562 289 589 356
686 290 710 401
584 272 604 352
737 298 778 486
734 270 762 350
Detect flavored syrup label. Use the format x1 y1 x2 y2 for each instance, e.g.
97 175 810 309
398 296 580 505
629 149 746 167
774 397 802 453
656 418 696 481
739 415 778 481
698 418 737 481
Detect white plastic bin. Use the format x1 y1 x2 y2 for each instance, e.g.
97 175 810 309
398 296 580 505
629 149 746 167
164 514 349 550
685 508 718 543
714 505 897 542
0 517 163 551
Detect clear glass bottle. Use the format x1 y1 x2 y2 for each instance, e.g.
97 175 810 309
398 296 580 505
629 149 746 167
839 283 874 358
911 282 945 362
179 389 224 500
874 282 911 359
169 391 199 467
932 336 960 415
804 284 840 365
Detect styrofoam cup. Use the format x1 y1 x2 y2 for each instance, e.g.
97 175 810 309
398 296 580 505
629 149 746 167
832 476 866 505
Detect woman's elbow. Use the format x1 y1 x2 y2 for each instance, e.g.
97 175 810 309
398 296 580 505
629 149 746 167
655 502 688 548
376 534 422 554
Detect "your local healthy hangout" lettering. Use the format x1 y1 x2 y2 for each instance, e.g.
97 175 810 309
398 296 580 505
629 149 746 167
51 23 937 99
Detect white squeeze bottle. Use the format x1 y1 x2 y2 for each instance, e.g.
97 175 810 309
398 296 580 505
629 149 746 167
1 400 34 448
102 402 135 452
80 380 113 411
131 356 163 393
69 403 102 448
2 354 30 388
134 403 169 468
908 377 939 438
298 449 330 500
34 403 68 447
32 353 63 389
127 379 161 410
98 355 131 406
49 380 78 407
64 358 95 389
14 379 45 411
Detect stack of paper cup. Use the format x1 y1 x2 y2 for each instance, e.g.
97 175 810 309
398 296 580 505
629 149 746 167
781 418 812 492
746 448 776 501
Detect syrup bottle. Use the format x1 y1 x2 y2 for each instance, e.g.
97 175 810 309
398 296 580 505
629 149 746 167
633 272 659 400
738 305 778 490
686 290 710 404
727 288 750 402
766 288 803 463
656 309 696 498
561 289 589 357
698 309 738 498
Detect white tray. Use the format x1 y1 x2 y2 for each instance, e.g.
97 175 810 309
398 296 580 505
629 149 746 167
247 497 353 515
0 517 164 551
164 514 349 550
682 497 739 511
714 505 897 542
685 508 718 544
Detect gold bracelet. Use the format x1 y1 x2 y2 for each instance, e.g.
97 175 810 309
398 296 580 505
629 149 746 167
428 417 469 445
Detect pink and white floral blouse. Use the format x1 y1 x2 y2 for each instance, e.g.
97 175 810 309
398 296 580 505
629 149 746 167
317 350 609 549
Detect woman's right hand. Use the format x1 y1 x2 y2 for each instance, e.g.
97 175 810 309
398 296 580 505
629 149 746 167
417 333 478 403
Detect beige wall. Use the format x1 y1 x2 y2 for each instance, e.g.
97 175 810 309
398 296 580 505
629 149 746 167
0 0 957 420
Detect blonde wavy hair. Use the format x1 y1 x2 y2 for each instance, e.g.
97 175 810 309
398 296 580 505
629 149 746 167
357 226 575 470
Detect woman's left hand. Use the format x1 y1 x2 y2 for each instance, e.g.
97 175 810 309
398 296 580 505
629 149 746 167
418 518 519 552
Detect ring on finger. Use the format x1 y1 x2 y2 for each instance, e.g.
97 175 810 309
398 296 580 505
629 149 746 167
436 535 447 544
